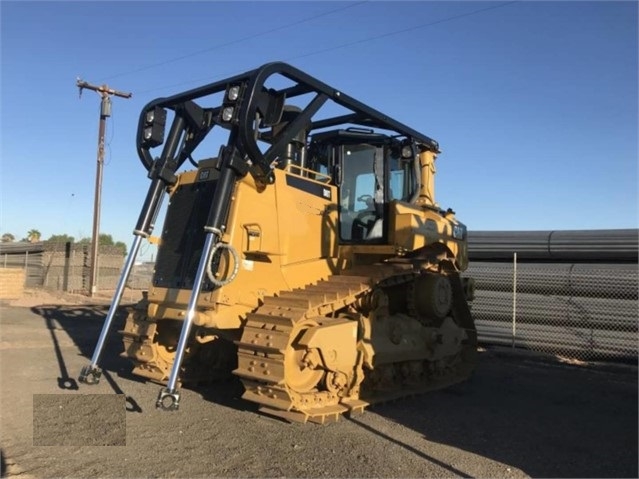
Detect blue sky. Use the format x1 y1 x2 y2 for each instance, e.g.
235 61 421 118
1 1 637 260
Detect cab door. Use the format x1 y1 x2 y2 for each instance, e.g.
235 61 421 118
337 143 387 243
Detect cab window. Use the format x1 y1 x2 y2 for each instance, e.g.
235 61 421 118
338 144 384 242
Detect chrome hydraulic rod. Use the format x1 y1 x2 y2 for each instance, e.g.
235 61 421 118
156 232 217 410
78 234 144 385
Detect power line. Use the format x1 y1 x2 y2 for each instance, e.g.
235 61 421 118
289 1 521 62
136 0 519 96
99 1 369 83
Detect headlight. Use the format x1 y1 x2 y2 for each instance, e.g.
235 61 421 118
227 85 240 101
143 127 153 141
453 224 466 240
141 106 167 148
401 145 413 158
221 107 235 122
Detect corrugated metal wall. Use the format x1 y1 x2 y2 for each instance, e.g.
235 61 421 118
0 242 125 293
0 245 44 288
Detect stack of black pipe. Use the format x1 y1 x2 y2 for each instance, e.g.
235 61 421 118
468 229 638 263
465 229 638 360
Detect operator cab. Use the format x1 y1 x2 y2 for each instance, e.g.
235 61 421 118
308 129 418 244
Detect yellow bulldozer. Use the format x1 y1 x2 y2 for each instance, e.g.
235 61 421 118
79 62 477 423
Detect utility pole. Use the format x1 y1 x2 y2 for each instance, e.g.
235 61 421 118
77 79 132 297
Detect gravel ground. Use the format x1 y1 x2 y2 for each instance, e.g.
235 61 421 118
0 293 637 478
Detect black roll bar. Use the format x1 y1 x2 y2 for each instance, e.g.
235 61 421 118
136 62 440 179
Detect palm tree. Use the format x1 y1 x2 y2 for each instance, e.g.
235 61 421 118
27 229 41 243
1 233 15 243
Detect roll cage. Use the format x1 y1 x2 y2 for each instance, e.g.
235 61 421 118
136 61 440 186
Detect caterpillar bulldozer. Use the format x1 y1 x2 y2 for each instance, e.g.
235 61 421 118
79 62 477 423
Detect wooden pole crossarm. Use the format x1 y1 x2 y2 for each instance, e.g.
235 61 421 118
76 78 132 99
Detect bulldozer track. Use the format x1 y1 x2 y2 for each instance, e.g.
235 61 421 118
120 305 168 382
120 304 237 385
234 264 477 424
119 263 477 423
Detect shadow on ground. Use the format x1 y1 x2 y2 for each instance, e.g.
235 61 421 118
361 352 638 478
30 303 147 412
28 303 254 415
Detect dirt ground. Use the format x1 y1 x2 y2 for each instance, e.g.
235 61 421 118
5 288 144 309
0 290 637 478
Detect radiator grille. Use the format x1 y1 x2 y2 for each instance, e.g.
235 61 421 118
153 179 217 291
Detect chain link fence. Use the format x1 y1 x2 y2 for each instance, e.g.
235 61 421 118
127 262 155 290
4 238 635 362
466 256 638 361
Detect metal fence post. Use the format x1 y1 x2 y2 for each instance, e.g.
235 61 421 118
72 248 76 292
95 247 99 292
512 252 517 349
